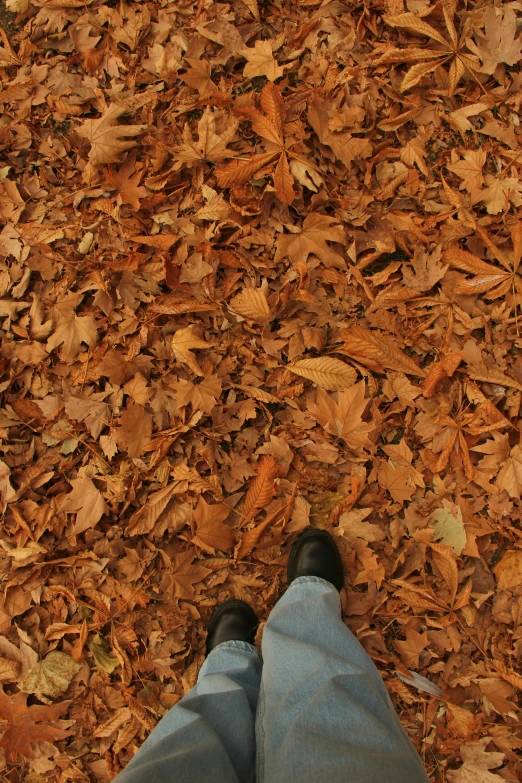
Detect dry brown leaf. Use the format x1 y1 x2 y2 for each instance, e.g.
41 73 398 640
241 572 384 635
0 691 73 762
288 357 357 391
241 455 279 523
77 105 146 164
229 287 271 321
340 327 426 377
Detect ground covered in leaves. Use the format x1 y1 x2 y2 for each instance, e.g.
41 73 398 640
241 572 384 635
0 0 522 780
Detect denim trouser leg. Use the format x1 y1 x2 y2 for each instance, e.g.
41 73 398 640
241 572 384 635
256 576 429 783
113 640 262 783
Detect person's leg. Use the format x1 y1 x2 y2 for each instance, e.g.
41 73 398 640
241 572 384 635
115 602 261 783
256 532 429 783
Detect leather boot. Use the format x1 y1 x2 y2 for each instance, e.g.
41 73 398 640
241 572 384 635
206 599 259 656
287 528 344 591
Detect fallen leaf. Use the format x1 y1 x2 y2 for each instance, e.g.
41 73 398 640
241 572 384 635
240 40 284 80
0 690 72 761
192 497 235 553
77 105 146 164
171 325 212 376
288 357 357 391
59 474 108 538
447 738 505 783
20 651 81 703
429 505 467 555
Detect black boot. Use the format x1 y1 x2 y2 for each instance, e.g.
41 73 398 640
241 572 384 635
206 599 259 656
287 528 344 591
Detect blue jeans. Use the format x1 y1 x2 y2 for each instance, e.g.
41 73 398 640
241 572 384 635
114 577 428 782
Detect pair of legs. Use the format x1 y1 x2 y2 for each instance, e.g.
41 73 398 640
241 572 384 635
115 531 429 783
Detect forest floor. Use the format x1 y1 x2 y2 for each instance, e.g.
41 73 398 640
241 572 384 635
0 0 521 781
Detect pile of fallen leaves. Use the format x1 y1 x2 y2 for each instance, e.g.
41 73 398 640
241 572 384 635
0 0 521 779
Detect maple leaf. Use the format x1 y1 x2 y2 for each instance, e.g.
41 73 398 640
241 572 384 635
60 474 108 538
429 503 466 555
447 149 487 199
308 382 375 454
402 246 449 292
379 9 481 96
0 690 73 761
192 497 236 554
275 212 347 268
240 39 284 80
394 627 429 669
171 324 211 376
447 738 505 783
469 7 522 75
105 152 147 209
493 549 522 591
308 96 372 169
115 403 152 458
181 58 217 96
169 550 211 600
175 107 239 166
46 299 98 363
77 105 146 165
174 375 222 415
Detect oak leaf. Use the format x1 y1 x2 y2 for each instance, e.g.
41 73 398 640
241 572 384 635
77 105 146 164
0 690 72 761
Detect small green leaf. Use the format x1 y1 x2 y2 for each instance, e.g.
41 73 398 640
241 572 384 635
89 634 119 674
